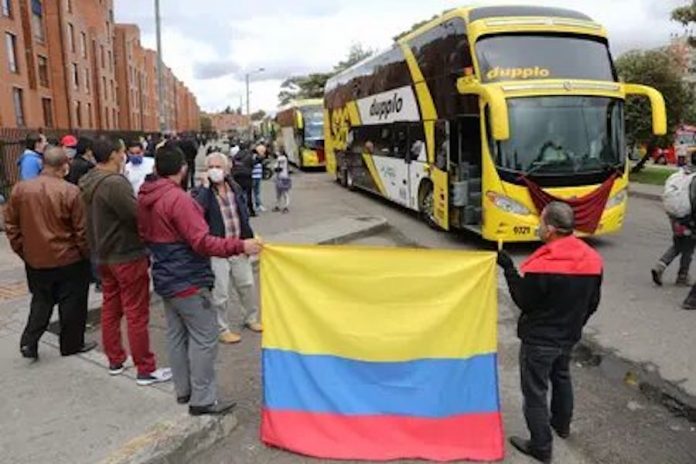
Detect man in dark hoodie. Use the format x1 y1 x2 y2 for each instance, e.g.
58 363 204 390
138 145 262 416
498 202 603 464
80 137 171 386
66 137 95 185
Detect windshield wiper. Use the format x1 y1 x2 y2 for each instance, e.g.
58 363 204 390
524 160 555 177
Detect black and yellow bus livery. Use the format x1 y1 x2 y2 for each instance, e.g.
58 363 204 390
324 5 666 242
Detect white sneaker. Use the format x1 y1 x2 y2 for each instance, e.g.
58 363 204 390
136 367 173 386
257 205 266 212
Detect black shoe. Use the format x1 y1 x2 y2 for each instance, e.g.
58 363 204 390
62 341 98 357
20 345 38 360
651 267 664 286
189 400 236 416
682 298 696 310
177 395 191 405
551 424 570 439
509 436 551 464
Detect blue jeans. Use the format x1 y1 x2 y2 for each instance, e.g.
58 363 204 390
252 178 263 209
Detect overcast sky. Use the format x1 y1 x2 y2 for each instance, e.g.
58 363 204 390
115 0 688 113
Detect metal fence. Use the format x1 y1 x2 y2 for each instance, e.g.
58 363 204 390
0 127 148 199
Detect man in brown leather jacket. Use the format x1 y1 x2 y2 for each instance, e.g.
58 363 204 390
4 147 96 360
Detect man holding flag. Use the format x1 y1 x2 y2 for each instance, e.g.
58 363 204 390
498 202 603 463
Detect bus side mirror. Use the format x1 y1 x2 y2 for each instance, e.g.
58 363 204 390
622 83 667 136
456 78 510 141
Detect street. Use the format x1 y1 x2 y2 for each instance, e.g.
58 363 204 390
137 170 696 463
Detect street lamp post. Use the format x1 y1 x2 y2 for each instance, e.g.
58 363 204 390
245 68 264 138
155 0 166 133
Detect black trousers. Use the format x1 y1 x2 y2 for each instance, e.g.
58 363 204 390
21 260 91 356
234 175 256 216
519 343 574 453
187 160 196 188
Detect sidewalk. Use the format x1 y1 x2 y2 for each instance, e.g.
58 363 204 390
0 208 388 464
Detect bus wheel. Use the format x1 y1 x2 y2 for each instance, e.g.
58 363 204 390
418 182 438 229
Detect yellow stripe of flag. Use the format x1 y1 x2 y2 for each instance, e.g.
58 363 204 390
261 245 498 362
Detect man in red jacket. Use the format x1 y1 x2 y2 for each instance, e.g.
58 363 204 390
498 202 603 463
138 145 262 416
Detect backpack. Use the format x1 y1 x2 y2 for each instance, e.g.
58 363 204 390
663 169 695 218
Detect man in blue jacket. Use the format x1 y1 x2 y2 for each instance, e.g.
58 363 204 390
17 133 48 181
192 152 260 345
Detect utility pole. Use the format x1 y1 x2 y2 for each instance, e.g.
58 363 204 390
155 0 165 133
245 68 264 138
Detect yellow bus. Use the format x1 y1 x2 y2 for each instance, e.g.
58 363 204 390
324 5 666 242
276 99 326 169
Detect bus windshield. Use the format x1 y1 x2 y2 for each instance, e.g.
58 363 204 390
493 96 624 175
302 107 324 141
476 34 615 82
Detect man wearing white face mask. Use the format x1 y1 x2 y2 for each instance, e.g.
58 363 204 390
192 153 260 344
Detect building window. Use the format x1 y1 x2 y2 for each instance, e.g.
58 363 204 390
102 76 107 99
13 87 25 127
5 33 17 73
108 50 112 71
112 108 116 128
68 23 75 52
75 100 82 127
72 63 79 89
67 0 72 13
42 97 53 127
37 55 49 87
84 67 90 94
2 0 11 17
105 107 110 127
110 79 115 102
32 0 44 41
87 102 93 127
100 44 105 68
80 31 87 58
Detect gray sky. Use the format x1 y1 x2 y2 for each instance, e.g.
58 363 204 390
115 0 688 113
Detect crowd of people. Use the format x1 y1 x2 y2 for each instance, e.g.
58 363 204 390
5 131 264 416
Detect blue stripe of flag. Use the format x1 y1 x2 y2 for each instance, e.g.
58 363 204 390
263 349 499 418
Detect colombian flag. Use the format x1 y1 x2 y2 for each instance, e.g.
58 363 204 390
260 245 504 462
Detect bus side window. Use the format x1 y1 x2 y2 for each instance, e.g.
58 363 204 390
457 116 482 166
393 124 409 159
408 123 426 163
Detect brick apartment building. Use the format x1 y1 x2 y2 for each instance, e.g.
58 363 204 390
0 0 199 132
206 112 250 133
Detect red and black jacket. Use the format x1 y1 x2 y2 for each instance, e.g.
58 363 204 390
503 236 603 348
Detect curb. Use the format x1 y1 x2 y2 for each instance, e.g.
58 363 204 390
97 215 390 464
499 276 696 425
629 190 660 202
101 414 238 464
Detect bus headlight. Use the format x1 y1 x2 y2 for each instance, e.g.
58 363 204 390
605 189 627 209
486 191 532 216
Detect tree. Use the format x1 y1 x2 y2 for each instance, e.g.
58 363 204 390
250 110 267 121
200 115 213 133
332 44 374 73
223 105 233 114
616 49 694 172
672 1 696 46
236 107 242 115
392 9 455 41
277 45 374 106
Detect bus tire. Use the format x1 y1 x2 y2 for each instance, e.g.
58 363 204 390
418 181 438 229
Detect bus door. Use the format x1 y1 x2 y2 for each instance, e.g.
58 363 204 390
450 115 483 227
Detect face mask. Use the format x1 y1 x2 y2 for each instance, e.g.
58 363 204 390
65 148 77 160
208 167 225 184
129 154 144 166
